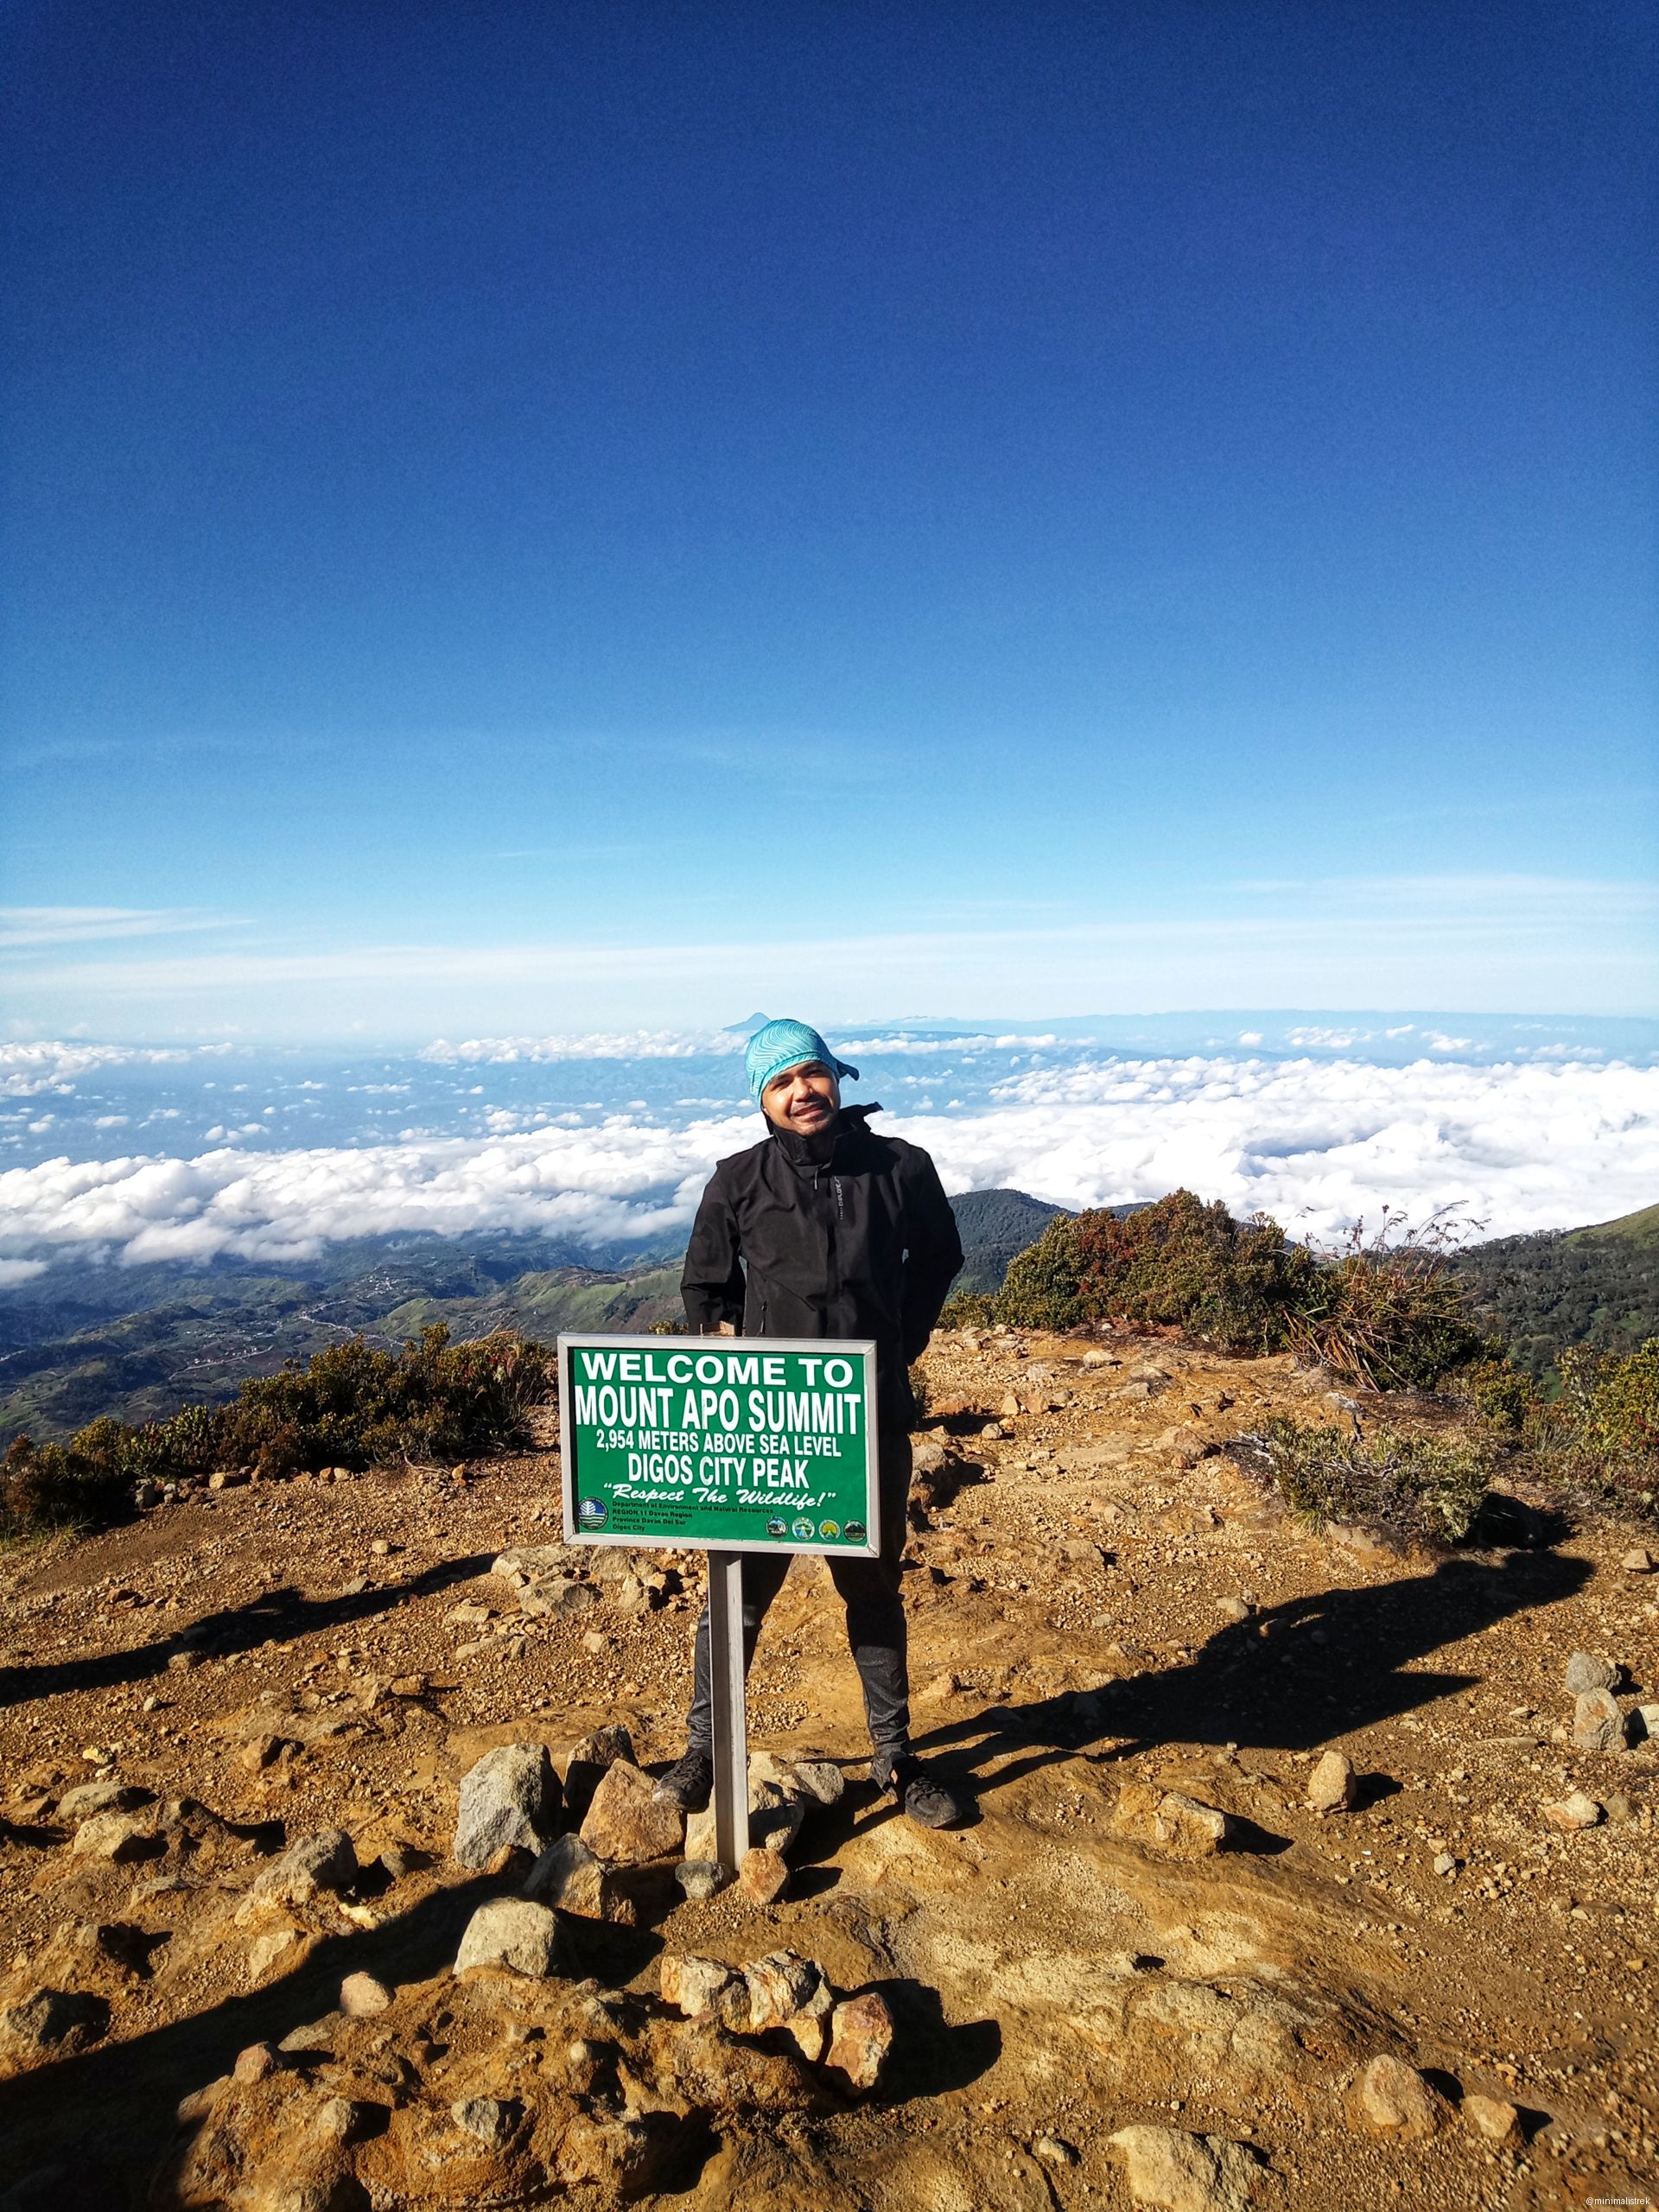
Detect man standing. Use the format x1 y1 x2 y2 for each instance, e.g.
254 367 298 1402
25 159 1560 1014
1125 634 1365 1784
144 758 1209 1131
653 1017 968 1828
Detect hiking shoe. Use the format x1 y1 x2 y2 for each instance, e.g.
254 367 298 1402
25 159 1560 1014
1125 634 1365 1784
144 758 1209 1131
652 1750 715 1811
874 1752 969 1830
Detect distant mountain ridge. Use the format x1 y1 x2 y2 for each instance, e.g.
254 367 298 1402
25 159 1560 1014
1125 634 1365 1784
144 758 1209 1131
3 1191 1653 1440
1452 1198 1659 1379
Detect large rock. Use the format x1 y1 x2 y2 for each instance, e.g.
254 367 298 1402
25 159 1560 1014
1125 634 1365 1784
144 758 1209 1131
788 1759 846 1808
1542 1789 1604 1833
0 1988 109 2060
1346 2054 1450 2139
522 1833 613 1918
737 1846 789 1904
452 2094 523 2147
1572 1689 1628 1752
454 1897 563 1978
454 1743 560 1868
563 1725 637 1825
1111 1783 1231 1859
519 1579 600 1621
579 1759 683 1865
659 1954 743 2019
745 1952 835 2060
1106 2125 1265 2211
246 1827 358 1909
1306 1750 1357 1815
56 1778 153 1823
69 1811 159 1863
825 1992 893 2092
1564 1650 1618 1694
1463 2093 1521 2145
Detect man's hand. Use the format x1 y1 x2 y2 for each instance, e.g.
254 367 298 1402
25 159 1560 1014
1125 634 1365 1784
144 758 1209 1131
703 1321 736 1337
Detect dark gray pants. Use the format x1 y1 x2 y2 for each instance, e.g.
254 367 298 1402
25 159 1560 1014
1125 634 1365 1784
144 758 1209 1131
683 1428 912 1761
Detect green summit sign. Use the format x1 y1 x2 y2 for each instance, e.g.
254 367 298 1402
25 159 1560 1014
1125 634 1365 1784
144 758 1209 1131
559 1334 878 1556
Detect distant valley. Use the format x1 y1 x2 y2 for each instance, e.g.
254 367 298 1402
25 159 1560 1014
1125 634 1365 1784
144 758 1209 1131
1 1187 1654 1441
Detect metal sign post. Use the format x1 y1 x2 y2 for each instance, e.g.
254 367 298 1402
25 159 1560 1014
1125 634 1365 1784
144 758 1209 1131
558 1333 880 1871
707 1551 749 1866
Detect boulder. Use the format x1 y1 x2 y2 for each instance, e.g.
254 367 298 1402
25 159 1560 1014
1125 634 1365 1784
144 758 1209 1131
745 1952 836 2060
522 1833 612 1918
1571 1689 1628 1753
674 1860 727 1902
736 1846 789 1904
563 1726 638 1825
659 1954 743 2019
245 1926 304 1980
1462 2093 1521 2145
825 1991 893 2092
1306 1750 1357 1815
789 1759 846 1808
69 1811 159 1863
1346 2054 1450 2140
56 1779 153 1823
0 1988 109 2059
1564 1651 1618 1695
518 1579 600 1620
454 1897 563 1978
1106 2124 1265 2212
1112 1783 1231 1859
741 1950 823 2031
1541 1789 1604 1833
247 1827 358 1908
451 2094 523 2147
339 1972 391 2017
579 1759 683 1865
453 1744 560 1868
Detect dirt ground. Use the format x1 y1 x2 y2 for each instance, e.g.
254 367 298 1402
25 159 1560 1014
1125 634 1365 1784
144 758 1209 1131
0 1326 1655 2209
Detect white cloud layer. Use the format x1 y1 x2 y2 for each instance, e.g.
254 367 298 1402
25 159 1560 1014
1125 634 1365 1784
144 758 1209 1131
423 1030 744 1062
0 1040 233 1098
0 1057 1653 1270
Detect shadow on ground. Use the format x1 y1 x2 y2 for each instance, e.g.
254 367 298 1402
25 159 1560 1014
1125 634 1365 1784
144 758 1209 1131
0 1554 496 1710
912 1546 1594 1797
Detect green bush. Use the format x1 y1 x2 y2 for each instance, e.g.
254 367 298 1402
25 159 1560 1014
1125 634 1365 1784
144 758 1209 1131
0 1325 554 1541
1448 1354 1542 1438
993 1189 1318 1352
1520 1338 1659 1527
1256 1414 1495 1545
1286 1224 1492 1390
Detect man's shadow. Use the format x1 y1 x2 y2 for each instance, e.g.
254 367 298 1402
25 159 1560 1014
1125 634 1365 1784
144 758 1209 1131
910 1546 1592 1791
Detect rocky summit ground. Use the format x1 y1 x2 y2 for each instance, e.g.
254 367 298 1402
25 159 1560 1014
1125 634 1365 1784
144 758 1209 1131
1 1326 1656 2210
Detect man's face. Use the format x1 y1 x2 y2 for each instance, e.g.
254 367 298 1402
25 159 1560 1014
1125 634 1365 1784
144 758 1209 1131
761 1058 841 1135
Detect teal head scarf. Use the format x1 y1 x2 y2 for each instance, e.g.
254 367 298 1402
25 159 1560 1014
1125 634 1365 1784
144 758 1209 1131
744 1018 860 1106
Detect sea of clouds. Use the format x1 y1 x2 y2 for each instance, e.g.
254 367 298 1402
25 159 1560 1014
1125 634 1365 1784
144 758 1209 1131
2 1032 1656 1282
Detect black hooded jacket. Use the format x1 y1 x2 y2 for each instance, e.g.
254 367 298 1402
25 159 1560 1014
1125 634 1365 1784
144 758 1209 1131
680 1103 963 1424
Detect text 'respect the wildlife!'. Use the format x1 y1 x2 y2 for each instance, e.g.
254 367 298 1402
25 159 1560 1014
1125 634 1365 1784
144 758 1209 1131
558 1334 879 1556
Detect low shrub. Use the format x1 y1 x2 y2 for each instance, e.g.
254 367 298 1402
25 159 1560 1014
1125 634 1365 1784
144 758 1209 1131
1287 1213 1493 1390
0 1325 554 1541
993 1190 1318 1352
1254 1414 1496 1546
1518 1338 1659 1528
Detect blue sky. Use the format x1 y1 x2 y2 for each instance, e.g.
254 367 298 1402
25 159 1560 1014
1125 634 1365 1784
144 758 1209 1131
3 0 1654 1039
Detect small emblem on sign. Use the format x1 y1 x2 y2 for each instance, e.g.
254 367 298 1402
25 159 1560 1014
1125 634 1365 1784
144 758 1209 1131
766 1516 788 1536
843 1519 867 1541
578 1497 608 1527
791 1516 816 1540
818 1518 841 1539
